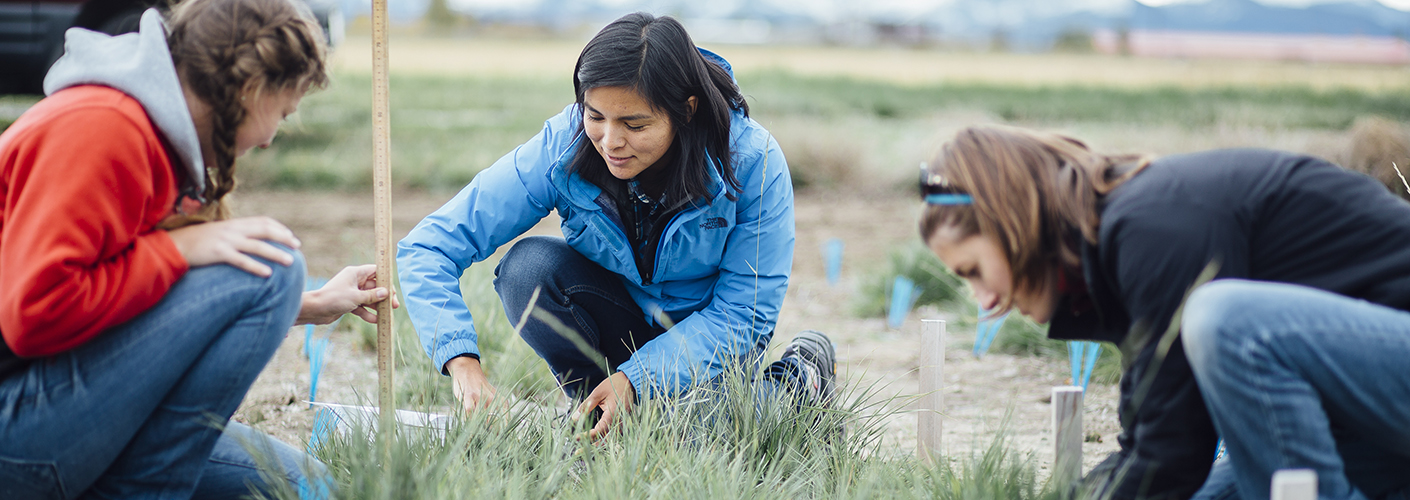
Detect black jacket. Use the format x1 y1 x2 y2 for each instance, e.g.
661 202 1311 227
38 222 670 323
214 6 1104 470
1049 149 1410 499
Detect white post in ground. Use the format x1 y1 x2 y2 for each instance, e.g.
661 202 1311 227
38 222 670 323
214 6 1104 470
1271 469 1317 500
917 319 945 464
1052 386 1084 486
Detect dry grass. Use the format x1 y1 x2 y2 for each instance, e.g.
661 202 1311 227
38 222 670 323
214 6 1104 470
1338 116 1410 199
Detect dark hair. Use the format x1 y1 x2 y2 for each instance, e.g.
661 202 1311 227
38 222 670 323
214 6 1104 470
163 0 328 227
567 12 749 203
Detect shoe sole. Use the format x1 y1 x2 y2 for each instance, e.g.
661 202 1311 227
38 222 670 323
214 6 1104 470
792 330 836 405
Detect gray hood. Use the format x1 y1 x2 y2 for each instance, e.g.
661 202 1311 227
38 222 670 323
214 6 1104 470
43 8 206 197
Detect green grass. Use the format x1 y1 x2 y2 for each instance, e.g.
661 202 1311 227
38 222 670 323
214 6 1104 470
742 72 1410 129
219 71 1410 191
238 73 571 191
350 255 558 409
293 246 1082 500
4 72 1404 191
853 241 966 318
266 362 1063 500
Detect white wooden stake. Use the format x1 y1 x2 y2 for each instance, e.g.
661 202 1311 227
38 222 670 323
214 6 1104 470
370 0 395 444
1271 469 1317 500
1052 386 1084 486
917 319 944 463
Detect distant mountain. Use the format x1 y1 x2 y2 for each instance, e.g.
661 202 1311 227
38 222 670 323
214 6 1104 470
918 0 1410 49
916 0 1130 49
354 0 1410 48
1129 0 1410 36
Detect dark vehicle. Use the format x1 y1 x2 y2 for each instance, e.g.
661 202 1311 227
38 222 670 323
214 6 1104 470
0 0 341 94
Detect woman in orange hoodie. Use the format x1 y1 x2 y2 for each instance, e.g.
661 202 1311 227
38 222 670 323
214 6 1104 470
0 0 392 497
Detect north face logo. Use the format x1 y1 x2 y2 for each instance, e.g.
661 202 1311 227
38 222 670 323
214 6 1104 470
699 217 728 230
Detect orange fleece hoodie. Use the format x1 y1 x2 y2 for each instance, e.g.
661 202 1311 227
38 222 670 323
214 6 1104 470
0 85 190 357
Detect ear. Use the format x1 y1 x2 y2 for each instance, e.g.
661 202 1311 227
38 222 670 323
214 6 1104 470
238 77 267 108
685 96 698 123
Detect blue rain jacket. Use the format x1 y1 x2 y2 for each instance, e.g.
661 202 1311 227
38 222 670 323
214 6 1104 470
396 51 794 399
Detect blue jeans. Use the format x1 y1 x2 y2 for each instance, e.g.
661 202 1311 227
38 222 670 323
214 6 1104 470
0 249 323 499
494 236 808 402
1183 280 1410 500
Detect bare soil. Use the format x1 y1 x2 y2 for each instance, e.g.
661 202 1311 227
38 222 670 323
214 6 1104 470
232 188 1121 475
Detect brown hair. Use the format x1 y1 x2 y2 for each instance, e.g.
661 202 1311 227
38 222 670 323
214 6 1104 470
161 0 327 228
919 125 1150 312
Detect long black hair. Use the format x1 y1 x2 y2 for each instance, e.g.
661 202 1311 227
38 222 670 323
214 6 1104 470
567 12 749 203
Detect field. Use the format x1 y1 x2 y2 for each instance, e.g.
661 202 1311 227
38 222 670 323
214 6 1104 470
4 36 1409 498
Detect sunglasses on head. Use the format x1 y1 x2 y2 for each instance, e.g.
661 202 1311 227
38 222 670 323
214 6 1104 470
919 163 973 206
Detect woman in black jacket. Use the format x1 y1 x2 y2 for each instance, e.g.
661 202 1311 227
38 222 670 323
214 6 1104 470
918 125 1410 500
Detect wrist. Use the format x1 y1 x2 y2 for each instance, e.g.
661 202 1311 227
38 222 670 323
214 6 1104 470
446 354 483 377
295 288 324 324
613 371 636 402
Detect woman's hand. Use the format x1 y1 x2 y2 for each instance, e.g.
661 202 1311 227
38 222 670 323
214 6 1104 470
575 371 635 440
447 356 498 413
298 264 400 325
167 216 301 277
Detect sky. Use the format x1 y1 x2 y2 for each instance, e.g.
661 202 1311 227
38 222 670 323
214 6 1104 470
1138 0 1410 7
449 0 1410 13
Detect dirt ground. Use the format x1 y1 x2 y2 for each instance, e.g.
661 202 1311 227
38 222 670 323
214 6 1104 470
231 187 1122 476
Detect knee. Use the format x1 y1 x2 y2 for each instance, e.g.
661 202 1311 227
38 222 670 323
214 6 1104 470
263 245 307 309
1182 280 1257 372
495 236 571 297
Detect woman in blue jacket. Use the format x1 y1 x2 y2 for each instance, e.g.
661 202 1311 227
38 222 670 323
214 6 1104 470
397 13 833 438
918 125 1410 499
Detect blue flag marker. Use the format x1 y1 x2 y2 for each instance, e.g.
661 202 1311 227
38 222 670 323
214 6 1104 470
1068 341 1102 391
302 407 337 500
306 316 340 407
297 474 332 500
308 336 329 407
823 238 844 286
302 276 329 360
303 275 341 406
887 276 921 329
308 407 337 454
973 305 1010 358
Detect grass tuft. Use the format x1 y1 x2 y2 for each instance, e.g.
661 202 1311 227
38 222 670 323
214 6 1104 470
273 360 1066 500
854 241 966 318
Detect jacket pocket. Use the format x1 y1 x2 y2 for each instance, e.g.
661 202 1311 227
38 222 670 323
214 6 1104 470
0 455 64 500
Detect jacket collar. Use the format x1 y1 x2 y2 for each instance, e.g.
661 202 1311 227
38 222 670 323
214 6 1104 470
1048 236 1130 344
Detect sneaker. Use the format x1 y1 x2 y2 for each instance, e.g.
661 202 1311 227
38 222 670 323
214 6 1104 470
780 330 837 406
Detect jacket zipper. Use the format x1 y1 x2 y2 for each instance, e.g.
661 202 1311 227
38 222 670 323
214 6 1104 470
643 210 691 286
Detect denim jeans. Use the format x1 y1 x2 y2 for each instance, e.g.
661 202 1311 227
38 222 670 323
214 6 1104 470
494 236 808 402
0 248 322 499
1183 280 1410 500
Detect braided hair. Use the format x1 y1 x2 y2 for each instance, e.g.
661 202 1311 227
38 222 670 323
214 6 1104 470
162 0 327 227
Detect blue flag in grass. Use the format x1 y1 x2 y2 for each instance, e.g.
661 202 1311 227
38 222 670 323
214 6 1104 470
887 276 922 329
302 276 328 360
823 238 844 286
307 407 337 455
304 275 340 408
299 407 337 500
1068 341 1101 391
308 334 329 407
973 305 1009 358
